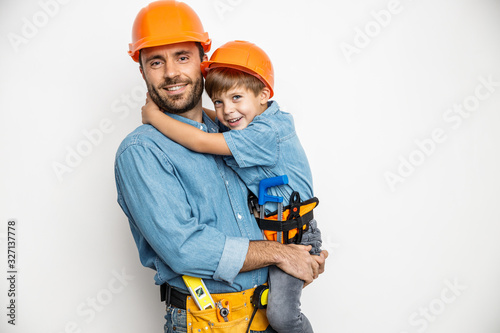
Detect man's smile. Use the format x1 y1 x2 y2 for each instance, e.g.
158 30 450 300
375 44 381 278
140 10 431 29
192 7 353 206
163 83 188 95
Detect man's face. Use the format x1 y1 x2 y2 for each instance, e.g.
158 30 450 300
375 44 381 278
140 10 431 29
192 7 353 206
140 42 206 115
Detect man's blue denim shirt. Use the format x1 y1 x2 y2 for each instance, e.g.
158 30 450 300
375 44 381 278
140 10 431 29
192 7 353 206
115 112 268 293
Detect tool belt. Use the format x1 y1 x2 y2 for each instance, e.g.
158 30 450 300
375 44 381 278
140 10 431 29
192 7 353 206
161 283 269 332
249 191 319 244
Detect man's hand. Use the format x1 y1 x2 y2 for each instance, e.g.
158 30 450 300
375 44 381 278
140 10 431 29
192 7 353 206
141 93 163 125
274 246 329 285
241 241 328 286
303 250 328 288
275 244 317 284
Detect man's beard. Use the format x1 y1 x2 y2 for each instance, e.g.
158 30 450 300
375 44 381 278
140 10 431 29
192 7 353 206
147 75 204 115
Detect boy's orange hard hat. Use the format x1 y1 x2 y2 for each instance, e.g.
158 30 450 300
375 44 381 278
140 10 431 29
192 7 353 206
201 40 275 97
128 0 211 62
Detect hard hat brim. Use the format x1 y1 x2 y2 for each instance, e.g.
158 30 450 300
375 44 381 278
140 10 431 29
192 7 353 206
200 61 274 98
129 34 211 63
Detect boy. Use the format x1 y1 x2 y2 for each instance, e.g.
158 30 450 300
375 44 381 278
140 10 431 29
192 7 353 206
142 40 322 333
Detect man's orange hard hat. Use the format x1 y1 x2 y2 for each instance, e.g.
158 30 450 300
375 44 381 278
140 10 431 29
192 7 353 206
201 40 275 98
128 0 211 62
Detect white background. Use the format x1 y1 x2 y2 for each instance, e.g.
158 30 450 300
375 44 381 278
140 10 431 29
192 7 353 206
1 0 500 332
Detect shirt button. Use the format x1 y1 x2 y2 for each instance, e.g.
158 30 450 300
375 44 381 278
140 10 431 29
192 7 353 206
237 214 242 220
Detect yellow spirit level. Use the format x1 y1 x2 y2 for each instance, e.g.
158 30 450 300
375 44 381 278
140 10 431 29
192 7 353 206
182 275 215 310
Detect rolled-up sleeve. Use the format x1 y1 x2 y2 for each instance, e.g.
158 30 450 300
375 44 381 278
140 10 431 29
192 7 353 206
115 142 249 284
214 236 249 283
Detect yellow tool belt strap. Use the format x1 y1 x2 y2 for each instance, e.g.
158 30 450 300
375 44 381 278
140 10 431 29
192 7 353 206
185 286 269 332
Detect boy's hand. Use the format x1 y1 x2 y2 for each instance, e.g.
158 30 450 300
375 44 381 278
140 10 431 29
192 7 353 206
141 93 162 125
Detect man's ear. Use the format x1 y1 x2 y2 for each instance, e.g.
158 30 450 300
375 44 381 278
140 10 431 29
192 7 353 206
139 66 145 81
202 53 208 62
259 87 271 105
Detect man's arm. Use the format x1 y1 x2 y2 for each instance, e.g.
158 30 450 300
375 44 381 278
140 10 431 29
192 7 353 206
115 143 247 283
241 241 328 285
116 135 328 285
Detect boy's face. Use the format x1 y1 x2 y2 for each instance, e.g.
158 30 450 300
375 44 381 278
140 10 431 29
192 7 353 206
212 86 270 130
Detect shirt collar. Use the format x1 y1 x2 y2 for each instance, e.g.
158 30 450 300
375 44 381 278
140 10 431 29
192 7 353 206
259 100 280 117
167 111 219 133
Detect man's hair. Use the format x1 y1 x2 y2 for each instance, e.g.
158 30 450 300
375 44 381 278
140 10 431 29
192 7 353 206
139 42 205 68
205 67 266 98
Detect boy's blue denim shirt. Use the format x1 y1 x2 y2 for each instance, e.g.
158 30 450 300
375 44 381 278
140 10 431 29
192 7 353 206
223 101 314 212
114 111 267 293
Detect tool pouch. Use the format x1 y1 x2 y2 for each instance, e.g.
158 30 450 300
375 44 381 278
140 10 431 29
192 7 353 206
185 286 269 332
254 191 319 244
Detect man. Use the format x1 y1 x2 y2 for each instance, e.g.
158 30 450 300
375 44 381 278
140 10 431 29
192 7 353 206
114 1 327 332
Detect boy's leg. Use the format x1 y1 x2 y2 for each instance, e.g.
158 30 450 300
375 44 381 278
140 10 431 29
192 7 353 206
301 219 322 255
266 265 314 333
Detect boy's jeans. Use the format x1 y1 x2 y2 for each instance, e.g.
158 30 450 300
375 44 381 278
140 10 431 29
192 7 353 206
266 219 321 333
164 220 321 333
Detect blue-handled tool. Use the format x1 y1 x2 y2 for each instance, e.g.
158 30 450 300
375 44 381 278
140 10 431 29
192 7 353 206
258 175 288 205
258 175 288 243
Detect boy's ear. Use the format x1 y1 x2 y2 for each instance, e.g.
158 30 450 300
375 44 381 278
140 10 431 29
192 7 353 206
259 87 271 105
